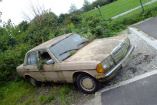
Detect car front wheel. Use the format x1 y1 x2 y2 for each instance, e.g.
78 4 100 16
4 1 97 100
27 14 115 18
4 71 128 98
76 73 100 94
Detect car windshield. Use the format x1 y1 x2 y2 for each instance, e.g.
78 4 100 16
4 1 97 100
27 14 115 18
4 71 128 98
49 34 88 61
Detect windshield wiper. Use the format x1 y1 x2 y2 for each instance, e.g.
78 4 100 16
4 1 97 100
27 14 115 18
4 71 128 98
59 48 79 56
77 41 89 46
62 54 72 61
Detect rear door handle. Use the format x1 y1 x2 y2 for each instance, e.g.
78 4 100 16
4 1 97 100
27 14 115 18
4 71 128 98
27 69 29 70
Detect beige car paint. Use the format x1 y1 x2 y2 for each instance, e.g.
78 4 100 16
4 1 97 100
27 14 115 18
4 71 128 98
66 35 127 62
16 33 131 84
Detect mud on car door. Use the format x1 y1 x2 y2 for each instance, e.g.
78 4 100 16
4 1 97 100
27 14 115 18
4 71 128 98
38 50 65 83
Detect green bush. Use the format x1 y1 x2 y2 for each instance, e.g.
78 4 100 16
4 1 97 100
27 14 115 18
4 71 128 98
70 15 82 24
91 25 104 37
0 43 31 81
0 91 4 99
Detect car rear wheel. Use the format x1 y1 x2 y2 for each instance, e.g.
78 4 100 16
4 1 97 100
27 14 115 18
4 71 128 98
76 73 100 94
28 77 40 86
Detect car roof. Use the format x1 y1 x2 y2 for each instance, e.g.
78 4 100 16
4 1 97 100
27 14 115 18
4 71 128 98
27 33 73 53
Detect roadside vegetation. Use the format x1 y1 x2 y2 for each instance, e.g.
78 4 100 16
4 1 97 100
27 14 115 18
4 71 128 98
82 0 151 19
114 1 157 25
0 0 157 104
0 80 94 105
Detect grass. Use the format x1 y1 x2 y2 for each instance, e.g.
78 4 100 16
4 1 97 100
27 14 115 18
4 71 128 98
113 1 157 25
0 80 93 105
82 0 151 19
0 80 36 105
37 92 55 104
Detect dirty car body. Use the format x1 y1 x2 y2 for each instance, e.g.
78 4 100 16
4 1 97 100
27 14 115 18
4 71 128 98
16 33 134 94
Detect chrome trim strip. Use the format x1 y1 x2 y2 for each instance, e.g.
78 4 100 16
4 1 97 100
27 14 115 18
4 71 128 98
104 45 134 78
111 42 124 64
17 68 95 72
111 42 123 55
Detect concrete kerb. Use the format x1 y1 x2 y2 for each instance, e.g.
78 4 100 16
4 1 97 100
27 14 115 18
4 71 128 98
94 69 157 105
129 27 157 51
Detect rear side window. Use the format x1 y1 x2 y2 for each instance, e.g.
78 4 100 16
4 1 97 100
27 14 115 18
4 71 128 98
27 52 38 65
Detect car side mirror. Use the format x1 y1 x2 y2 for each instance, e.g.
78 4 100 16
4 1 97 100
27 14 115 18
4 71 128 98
46 59 55 65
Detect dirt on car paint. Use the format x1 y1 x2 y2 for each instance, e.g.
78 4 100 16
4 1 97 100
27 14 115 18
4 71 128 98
83 29 157 105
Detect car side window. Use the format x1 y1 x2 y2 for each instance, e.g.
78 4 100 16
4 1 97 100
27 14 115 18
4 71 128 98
38 50 51 60
38 50 54 63
38 50 55 64
27 52 38 65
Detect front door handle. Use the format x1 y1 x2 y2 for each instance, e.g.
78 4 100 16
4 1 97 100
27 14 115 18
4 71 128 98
27 69 30 70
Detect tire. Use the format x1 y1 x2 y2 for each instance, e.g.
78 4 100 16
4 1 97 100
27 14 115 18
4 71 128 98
76 73 100 94
28 77 40 86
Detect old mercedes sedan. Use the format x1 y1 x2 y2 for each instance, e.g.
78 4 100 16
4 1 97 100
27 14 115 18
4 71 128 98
16 33 134 94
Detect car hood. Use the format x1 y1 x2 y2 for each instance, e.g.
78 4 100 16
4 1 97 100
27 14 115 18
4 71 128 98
65 36 127 62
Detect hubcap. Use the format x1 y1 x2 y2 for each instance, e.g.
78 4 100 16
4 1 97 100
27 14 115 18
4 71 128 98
80 77 96 91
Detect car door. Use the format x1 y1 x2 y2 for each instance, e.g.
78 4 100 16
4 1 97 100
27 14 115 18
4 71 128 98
38 50 65 83
24 51 46 82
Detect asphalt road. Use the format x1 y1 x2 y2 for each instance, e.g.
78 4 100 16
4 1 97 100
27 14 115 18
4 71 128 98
101 73 157 105
137 17 157 39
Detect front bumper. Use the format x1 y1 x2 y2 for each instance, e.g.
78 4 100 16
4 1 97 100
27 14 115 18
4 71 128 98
97 45 134 82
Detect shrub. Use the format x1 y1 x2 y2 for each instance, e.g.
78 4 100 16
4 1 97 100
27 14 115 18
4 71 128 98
0 44 31 81
0 91 4 99
91 25 104 37
70 15 82 24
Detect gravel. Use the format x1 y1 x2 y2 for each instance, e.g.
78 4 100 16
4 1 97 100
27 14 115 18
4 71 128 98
102 29 157 89
83 29 157 105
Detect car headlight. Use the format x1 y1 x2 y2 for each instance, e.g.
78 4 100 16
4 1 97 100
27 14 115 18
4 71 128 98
96 56 115 73
102 56 115 71
124 37 130 49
